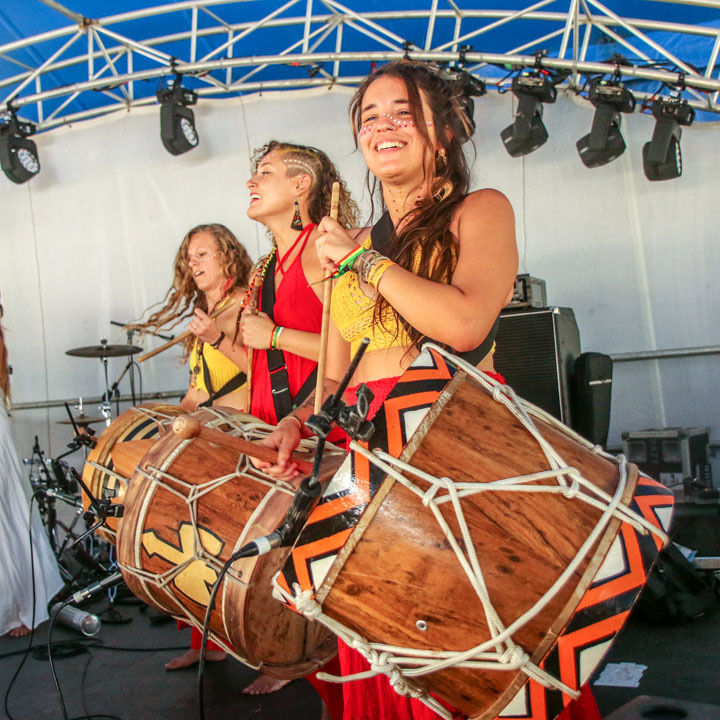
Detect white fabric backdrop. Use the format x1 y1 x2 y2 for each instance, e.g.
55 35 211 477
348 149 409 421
1 86 718 481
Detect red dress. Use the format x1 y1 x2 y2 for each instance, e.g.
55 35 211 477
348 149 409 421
249 228 344 720
338 375 601 720
250 228 322 425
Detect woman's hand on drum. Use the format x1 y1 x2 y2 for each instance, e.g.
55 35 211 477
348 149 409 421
316 216 358 275
240 311 275 350
251 417 304 480
189 309 222 345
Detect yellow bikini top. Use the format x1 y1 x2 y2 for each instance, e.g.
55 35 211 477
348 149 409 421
190 340 245 395
331 235 413 357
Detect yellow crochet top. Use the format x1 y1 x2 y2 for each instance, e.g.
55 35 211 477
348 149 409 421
331 235 414 357
189 340 245 394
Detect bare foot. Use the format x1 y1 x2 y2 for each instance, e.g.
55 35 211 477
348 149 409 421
241 673 292 695
165 648 226 670
8 625 31 637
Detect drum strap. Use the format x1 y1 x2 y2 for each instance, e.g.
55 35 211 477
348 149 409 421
260 253 317 420
370 210 499 365
198 358 247 408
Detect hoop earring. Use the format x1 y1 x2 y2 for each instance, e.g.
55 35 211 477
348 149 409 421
290 200 303 231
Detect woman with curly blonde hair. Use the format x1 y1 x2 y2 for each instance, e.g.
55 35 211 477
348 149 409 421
133 222 253 412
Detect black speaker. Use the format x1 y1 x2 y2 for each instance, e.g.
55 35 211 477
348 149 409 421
571 352 613 446
494 307 580 425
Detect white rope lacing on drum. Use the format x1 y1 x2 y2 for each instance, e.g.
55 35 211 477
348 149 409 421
272 344 670 717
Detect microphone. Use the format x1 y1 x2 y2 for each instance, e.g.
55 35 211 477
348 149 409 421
51 603 101 637
71 571 125 604
45 488 83 507
232 475 323 559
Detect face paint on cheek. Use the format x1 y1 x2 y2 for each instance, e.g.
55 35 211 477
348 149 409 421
360 113 417 135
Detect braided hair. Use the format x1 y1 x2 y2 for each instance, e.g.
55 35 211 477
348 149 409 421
251 141 359 231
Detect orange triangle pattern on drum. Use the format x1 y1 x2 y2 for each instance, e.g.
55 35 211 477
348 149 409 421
278 348 458 608
500 476 673 720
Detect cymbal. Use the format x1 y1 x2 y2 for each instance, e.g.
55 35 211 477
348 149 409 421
66 344 143 358
56 416 105 426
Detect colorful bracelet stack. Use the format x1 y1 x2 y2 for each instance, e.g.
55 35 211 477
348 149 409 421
270 325 284 350
332 244 367 278
357 249 396 290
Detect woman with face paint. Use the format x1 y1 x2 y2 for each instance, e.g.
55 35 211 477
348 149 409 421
256 62 601 720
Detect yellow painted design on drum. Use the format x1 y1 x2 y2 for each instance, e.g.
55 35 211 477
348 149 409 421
142 523 224 606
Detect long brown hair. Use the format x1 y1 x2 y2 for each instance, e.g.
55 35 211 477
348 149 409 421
349 60 474 353
0 298 10 407
251 141 359 231
130 223 253 358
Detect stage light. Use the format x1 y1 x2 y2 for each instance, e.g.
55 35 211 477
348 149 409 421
0 114 40 184
576 78 635 168
156 78 199 156
501 71 557 157
642 96 694 181
439 65 486 142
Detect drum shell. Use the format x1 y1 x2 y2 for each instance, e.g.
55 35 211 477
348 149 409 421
81 404 184 543
117 407 339 677
312 371 636 718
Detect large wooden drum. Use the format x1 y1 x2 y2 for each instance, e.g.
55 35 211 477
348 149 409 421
116 406 341 678
81 404 184 543
277 346 674 720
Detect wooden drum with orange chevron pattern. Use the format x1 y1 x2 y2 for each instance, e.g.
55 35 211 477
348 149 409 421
81 404 185 543
277 347 675 720
116 406 343 679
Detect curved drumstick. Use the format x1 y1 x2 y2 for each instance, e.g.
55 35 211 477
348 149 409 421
314 182 340 413
137 298 237 363
172 416 313 475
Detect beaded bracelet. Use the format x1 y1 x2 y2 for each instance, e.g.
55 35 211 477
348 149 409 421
209 331 225 349
332 245 367 278
271 325 284 350
357 249 382 284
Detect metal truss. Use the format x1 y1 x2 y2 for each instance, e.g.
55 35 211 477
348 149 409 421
1 0 719 131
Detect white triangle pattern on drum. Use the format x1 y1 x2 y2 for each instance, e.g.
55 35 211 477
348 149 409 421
400 406 431 443
592 533 628 585
413 346 440 369
322 454 354 498
310 553 338 592
578 637 613 686
654 505 674 532
498 683 529 717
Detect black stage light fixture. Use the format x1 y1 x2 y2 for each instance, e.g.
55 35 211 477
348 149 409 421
0 114 40 184
439 64 487 142
576 78 636 168
642 96 694 181
156 78 199 156
501 71 557 157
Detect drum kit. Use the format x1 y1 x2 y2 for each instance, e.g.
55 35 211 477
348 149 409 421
56 340 673 720
65 338 143 426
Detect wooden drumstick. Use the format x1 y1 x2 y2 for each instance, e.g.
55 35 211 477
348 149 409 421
172 416 314 475
314 182 340 413
137 298 237 363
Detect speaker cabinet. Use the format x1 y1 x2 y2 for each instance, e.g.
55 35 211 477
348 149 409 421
572 352 613 447
493 307 580 425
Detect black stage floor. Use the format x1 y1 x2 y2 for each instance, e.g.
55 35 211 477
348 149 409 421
1 589 719 720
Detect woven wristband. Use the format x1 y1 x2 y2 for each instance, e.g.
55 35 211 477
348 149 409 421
333 245 366 278
367 258 396 290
